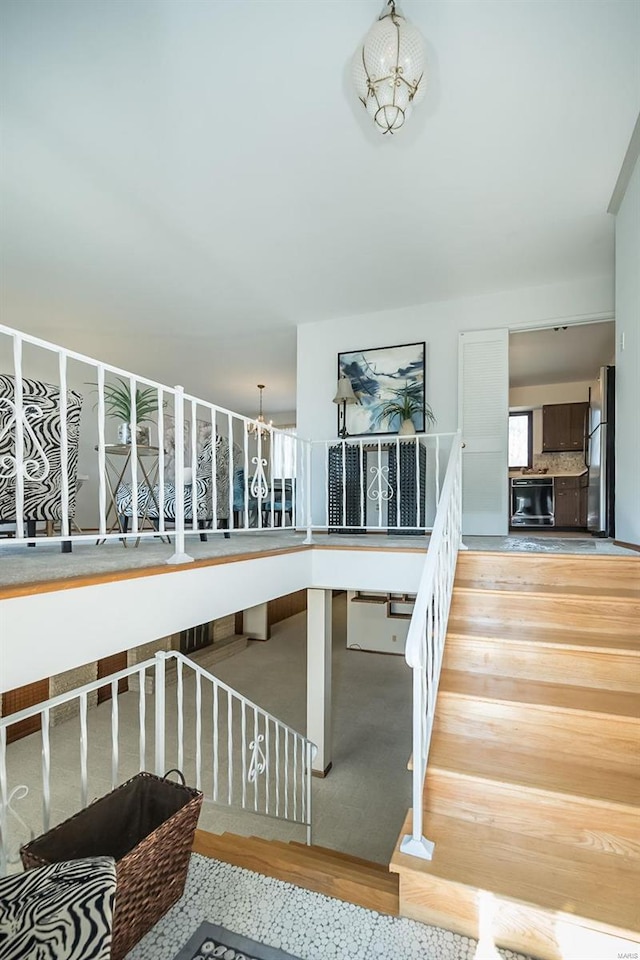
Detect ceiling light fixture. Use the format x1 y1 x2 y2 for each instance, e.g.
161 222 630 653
248 384 272 437
352 0 426 135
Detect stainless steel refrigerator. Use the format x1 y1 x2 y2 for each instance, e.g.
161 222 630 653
587 365 615 537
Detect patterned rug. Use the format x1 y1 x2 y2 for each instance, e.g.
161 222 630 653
173 922 302 960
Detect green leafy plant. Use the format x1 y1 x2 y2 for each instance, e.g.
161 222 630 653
374 382 436 431
89 377 162 424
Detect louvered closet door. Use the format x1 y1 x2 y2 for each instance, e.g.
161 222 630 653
458 329 509 535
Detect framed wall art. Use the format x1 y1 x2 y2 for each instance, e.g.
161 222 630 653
337 341 426 437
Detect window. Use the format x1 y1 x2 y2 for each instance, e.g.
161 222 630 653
509 411 533 468
271 425 297 478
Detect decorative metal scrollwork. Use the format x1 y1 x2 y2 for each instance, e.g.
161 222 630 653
0 398 50 481
367 464 393 502
250 456 269 499
4 784 35 863
247 734 266 783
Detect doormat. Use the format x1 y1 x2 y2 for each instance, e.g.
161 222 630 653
173 922 303 960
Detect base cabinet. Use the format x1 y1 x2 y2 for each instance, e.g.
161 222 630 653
554 476 588 528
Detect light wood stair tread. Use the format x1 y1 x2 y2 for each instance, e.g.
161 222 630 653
453 578 640 600
446 618 640 652
193 829 399 915
288 840 391 874
429 731 640 807
439 669 640 718
391 811 640 935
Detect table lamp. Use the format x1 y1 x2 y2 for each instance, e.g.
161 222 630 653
333 374 357 438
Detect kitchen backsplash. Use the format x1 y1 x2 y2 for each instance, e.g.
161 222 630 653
532 452 586 473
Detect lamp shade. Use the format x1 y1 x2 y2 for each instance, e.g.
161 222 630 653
353 2 426 135
333 375 357 404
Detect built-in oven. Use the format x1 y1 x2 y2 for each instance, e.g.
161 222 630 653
510 478 554 528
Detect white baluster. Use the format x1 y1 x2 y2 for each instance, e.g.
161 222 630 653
96 365 107 536
157 388 165 534
190 399 198 534
275 724 280 818
177 658 184 773
79 693 88 808
0 727 7 875
41 708 51 832
227 693 233 805
212 683 219 803
241 701 247 809
284 731 289 820
111 682 119 789
138 669 146 771
265 718 270 816
293 736 298 821
58 352 70 540
195 672 202 790
154 654 166 776
12 336 24 538
130 377 139 536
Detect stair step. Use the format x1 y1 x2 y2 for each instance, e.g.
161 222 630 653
425 765 640 859
192 829 399 915
435 670 638 765
450 579 639 634
444 621 640 691
440 669 638 716
391 811 640 958
288 840 392 874
457 551 640 590
429 731 640 809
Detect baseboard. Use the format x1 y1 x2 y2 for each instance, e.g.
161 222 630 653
312 762 333 778
613 539 640 553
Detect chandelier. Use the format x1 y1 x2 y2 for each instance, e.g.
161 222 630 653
248 384 272 438
352 0 426 135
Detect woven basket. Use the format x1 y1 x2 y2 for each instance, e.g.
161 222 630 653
21 771 203 960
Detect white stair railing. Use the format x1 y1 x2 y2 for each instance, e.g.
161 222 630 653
400 432 464 861
0 651 316 875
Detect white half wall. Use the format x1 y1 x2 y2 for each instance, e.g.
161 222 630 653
0 547 427 691
614 153 640 546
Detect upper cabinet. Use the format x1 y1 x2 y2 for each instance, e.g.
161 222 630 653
542 401 589 452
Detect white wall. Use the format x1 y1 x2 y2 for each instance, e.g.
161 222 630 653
297 277 613 531
297 276 612 443
614 155 640 546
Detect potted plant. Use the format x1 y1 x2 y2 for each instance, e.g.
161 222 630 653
99 377 161 445
375 382 436 435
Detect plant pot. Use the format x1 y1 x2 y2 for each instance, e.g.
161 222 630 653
117 423 150 446
399 418 416 436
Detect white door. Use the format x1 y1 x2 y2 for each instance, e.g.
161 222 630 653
458 329 509 535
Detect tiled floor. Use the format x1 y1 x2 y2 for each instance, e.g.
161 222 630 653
127 853 533 960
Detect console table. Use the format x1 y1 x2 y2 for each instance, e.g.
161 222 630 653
328 440 426 535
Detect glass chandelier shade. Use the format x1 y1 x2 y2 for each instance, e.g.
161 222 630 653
352 1 426 135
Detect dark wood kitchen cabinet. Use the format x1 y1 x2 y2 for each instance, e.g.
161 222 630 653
554 476 588 528
542 402 589 452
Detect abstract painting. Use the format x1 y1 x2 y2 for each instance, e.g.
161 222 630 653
338 341 426 436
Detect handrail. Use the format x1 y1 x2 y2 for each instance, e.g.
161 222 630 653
0 650 316 874
400 431 463 861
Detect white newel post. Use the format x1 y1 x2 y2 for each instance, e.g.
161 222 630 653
306 588 332 776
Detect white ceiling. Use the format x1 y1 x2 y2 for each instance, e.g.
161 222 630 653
1 0 639 413
509 320 616 388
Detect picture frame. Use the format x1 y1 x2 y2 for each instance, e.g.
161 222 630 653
337 341 426 437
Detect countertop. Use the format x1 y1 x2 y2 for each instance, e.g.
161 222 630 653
509 470 588 479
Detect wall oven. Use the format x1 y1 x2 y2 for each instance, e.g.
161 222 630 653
510 478 554 528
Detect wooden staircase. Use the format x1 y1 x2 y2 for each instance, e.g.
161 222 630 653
391 551 640 960
193 829 399 915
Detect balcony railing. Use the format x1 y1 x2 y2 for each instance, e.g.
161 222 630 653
0 324 452 557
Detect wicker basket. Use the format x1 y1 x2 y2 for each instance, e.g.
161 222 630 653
21 771 203 960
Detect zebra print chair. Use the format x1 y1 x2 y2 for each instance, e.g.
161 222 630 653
0 856 116 959
0 375 83 552
115 434 239 539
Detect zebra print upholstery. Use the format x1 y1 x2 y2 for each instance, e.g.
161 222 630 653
115 433 237 522
0 857 116 960
0 375 83 523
